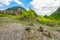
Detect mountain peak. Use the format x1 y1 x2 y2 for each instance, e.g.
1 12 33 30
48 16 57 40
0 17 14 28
6 6 26 11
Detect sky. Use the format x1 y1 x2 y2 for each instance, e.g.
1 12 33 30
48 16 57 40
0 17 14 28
0 0 60 16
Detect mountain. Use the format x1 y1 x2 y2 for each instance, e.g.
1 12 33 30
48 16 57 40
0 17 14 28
48 7 60 20
6 6 26 11
0 6 26 15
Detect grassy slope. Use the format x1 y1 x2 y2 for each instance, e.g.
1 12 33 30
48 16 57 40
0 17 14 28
0 6 60 40
48 7 60 20
0 16 60 40
0 14 60 27
47 7 60 26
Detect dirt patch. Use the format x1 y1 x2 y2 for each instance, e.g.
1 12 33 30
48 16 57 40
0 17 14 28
0 23 60 40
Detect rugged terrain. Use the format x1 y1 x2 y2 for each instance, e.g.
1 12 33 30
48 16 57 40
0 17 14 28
0 6 60 40
0 17 60 40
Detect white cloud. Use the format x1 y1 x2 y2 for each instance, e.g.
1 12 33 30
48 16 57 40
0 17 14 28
0 0 22 6
14 0 22 4
30 0 60 16
0 4 3 7
0 0 13 6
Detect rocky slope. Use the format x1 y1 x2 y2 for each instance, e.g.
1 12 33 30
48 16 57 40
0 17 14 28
0 22 60 40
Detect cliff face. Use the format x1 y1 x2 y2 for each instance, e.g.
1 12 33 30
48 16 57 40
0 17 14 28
0 6 26 15
0 10 22 15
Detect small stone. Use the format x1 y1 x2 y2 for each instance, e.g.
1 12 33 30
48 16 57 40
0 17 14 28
25 27 31 31
43 30 52 38
37 27 43 32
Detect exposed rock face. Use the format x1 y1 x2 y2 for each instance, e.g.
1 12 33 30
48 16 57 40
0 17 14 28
0 10 22 15
0 6 26 15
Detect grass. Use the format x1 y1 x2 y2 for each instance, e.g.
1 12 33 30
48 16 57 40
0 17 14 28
0 14 60 40
37 16 60 27
0 14 60 27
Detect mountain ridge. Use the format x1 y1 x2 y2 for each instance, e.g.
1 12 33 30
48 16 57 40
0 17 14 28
48 7 60 20
6 6 26 11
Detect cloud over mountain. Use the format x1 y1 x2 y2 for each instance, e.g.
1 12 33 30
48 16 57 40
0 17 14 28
30 0 60 16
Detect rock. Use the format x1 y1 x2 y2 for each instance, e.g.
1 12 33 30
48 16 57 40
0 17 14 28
43 30 52 38
25 27 31 31
37 26 43 32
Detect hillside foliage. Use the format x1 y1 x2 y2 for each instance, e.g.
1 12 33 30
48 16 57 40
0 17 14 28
0 6 60 26
48 7 60 20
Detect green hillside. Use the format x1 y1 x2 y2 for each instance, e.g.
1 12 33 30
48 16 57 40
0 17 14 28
48 7 60 20
0 6 60 26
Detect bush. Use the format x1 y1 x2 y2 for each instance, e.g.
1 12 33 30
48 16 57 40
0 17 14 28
37 16 57 26
21 9 36 20
0 14 7 17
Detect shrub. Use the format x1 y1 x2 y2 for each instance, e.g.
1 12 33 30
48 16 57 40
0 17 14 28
0 14 7 17
37 16 57 26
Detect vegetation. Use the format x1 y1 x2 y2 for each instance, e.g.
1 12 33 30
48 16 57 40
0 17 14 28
0 6 60 40
48 7 60 20
0 6 60 27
